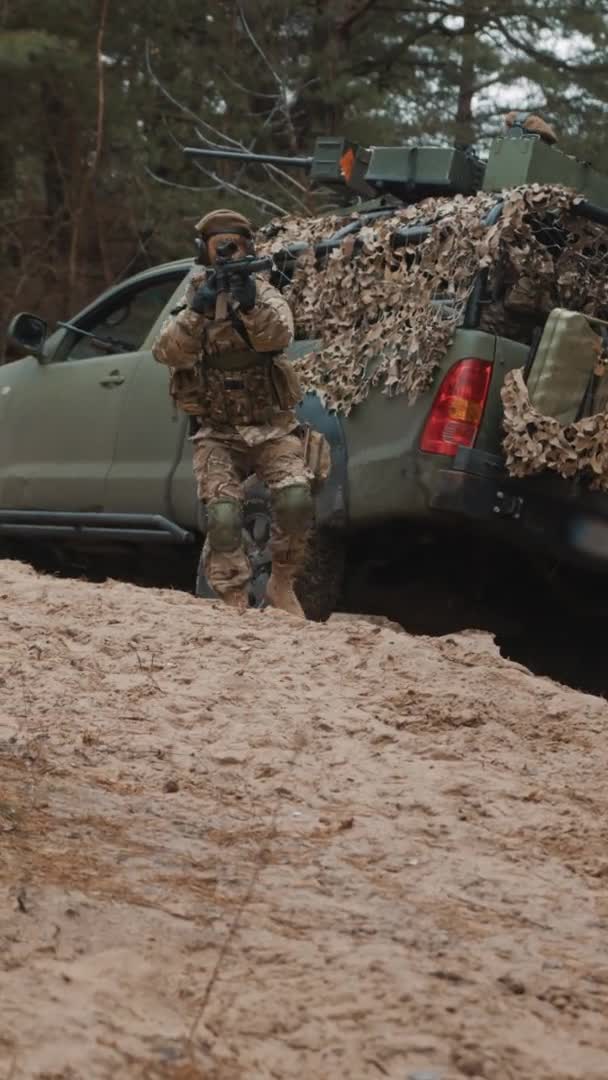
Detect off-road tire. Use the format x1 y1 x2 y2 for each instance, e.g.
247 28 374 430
296 527 345 621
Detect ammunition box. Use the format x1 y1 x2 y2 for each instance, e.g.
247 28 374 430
483 137 608 207
364 146 484 199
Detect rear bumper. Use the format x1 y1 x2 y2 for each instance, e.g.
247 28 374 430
431 448 608 572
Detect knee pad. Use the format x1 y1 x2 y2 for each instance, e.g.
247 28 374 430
272 483 313 534
206 498 243 553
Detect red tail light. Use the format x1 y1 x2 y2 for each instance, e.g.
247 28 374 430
420 358 492 456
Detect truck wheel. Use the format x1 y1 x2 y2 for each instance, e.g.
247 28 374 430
296 527 345 622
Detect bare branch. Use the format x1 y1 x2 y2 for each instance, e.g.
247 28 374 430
235 0 299 153
235 96 307 199
259 166 311 214
214 63 279 100
190 159 289 217
146 41 243 150
190 118 310 211
236 0 283 88
146 41 214 133
192 110 310 208
146 30 313 215
161 116 228 171
143 165 217 193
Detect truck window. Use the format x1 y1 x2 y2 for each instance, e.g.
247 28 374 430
57 273 187 362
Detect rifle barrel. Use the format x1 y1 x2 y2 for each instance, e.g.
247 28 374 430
184 146 313 169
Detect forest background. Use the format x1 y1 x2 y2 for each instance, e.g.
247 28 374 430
2 0 608 357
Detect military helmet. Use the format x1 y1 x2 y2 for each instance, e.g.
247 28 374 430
195 209 254 238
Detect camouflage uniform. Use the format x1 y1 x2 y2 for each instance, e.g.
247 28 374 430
152 211 313 615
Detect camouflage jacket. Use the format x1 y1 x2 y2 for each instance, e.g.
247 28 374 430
152 271 300 442
152 272 294 370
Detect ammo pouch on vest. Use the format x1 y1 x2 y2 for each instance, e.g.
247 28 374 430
301 424 331 492
169 367 205 415
270 356 302 412
169 351 302 425
526 308 607 424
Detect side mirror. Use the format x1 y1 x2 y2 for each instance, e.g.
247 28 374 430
7 312 48 357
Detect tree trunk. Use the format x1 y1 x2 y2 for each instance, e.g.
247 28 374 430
454 8 478 147
293 9 347 145
41 86 72 257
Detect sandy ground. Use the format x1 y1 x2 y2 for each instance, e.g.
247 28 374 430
1 559 608 1080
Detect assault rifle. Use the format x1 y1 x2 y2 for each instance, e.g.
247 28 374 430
205 239 275 318
211 239 273 285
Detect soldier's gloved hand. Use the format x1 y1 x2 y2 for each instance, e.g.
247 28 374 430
190 271 217 314
228 272 256 312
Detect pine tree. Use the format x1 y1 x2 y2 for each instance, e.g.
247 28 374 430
2 0 608 357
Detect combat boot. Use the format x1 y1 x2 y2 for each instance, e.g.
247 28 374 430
266 564 306 618
220 587 250 614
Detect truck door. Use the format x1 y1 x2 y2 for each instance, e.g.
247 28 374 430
103 343 191 519
0 272 182 511
103 268 195 519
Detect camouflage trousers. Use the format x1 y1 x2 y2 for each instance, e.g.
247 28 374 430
192 431 313 599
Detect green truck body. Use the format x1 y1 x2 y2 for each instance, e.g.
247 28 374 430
0 267 526 532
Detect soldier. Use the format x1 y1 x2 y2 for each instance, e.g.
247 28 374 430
152 209 314 617
504 111 557 145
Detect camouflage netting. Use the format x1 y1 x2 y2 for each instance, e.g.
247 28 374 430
259 192 494 414
257 185 608 418
478 185 608 341
491 186 608 490
502 368 608 491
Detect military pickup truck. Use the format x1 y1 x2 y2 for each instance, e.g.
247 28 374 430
5 123 608 630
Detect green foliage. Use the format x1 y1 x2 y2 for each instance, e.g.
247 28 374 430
0 29 68 68
2 0 608 358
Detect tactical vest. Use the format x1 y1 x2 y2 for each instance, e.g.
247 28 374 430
170 348 302 427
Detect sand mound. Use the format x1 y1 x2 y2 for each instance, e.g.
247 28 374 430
1 559 608 1079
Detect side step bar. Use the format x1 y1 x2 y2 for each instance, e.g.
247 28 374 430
0 510 194 545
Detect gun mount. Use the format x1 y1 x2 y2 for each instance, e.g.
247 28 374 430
185 137 374 198
185 124 608 211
